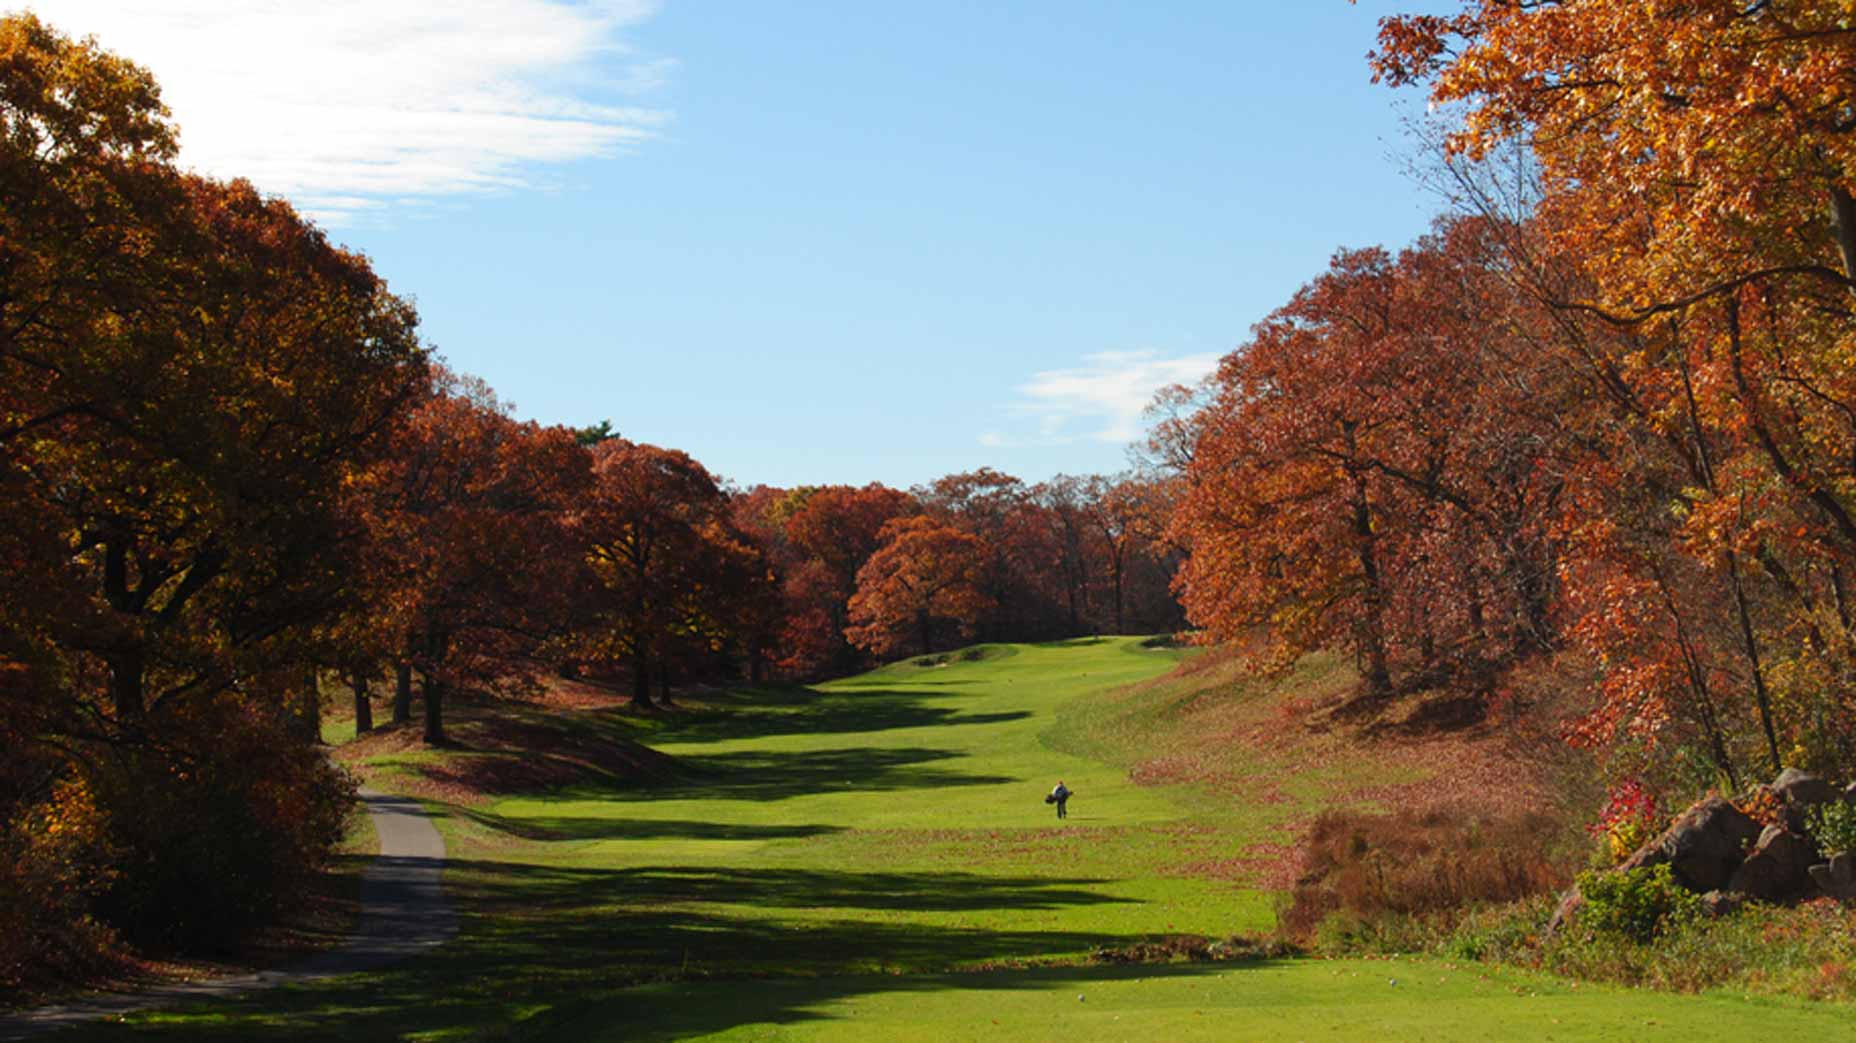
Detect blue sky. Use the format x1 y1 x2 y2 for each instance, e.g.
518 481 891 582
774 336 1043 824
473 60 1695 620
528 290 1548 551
32 1 1452 489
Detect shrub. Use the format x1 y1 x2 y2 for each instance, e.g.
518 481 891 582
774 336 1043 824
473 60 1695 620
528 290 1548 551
1281 806 1569 948
1575 863 1700 942
0 773 122 990
87 697 355 953
0 649 123 991
1590 778 1665 865
1808 800 1856 857
1444 896 1552 962
1517 897 1856 1000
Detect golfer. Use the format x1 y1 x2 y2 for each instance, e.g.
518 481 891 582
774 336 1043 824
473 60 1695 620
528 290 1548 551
1050 780 1071 819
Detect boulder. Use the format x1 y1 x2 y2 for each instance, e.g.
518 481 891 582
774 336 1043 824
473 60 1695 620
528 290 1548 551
1809 852 1856 902
1772 767 1835 807
1697 890 1745 918
1727 825 1817 902
1619 796 1763 892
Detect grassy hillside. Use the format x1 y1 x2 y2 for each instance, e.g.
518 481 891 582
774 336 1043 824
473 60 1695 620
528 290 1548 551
66 638 1850 1040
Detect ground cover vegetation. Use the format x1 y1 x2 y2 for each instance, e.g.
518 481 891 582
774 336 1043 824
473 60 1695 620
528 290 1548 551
12 0 1856 1032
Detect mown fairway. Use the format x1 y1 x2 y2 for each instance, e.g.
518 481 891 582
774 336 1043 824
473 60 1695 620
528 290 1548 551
75 639 1854 1040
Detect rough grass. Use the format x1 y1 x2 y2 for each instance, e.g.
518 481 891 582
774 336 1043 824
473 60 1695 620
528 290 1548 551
50 638 1852 1040
1441 891 1856 1002
1280 806 1571 944
328 679 678 806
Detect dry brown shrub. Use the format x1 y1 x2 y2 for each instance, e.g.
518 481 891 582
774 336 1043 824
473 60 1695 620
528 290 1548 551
1280 805 1570 942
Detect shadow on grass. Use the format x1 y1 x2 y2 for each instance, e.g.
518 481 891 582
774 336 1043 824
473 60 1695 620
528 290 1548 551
452 809 846 843
553 962 1272 1043
643 690 1028 744
629 746 1017 803
79 856 1188 1041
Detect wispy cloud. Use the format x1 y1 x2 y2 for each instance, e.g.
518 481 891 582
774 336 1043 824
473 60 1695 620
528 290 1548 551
997 349 1219 446
27 1 672 224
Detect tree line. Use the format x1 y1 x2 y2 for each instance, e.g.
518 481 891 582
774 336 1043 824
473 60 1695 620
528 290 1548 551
1164 1 1856 795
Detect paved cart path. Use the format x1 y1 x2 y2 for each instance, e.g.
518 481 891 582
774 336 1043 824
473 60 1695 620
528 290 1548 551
0 788 452 1040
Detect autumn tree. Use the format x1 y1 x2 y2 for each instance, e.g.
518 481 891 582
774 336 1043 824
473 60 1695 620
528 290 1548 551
1172 222 1567 699
3 172 427 739
1084 475 1151 634
779 484 917 673
366 375 589 744
574 440 775 707
916 469 1069 640
1374 0 1856 772
1031 476 1098 634
846 517 994 658
0 13 427 959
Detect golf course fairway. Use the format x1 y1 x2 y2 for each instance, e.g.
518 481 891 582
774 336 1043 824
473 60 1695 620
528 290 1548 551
64 638 1854 1040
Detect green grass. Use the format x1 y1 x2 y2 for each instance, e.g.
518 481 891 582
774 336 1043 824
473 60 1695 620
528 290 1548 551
56 637 1854 1039
604 960 1855 1042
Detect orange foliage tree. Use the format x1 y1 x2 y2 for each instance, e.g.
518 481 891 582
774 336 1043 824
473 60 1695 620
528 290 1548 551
1171 223 1565 699
846 517 994 658
1373 0 1856 774
778 484 917 674
364 375 589 744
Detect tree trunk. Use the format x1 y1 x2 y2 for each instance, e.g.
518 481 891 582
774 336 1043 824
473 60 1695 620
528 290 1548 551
1656 567 1741 791
1112 555 1125 635
657 660 672 707
1514 558 1555 654
422 673 445 746
289 668 323 745
352 672 373 735
108 650 146 722
1343 442 1393 699
919 608 934 657
393 661 413 724
631 647 654 710
1466 571 1487 641
1727 551 1785 775
1832 185 1856 291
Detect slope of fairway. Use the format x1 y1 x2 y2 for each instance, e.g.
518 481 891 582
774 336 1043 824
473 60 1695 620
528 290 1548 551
64 637 1854 1041
477 636 1278 958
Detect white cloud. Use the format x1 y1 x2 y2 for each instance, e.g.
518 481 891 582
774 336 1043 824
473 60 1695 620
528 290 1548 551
24 0 671 224
1010 349 1220 444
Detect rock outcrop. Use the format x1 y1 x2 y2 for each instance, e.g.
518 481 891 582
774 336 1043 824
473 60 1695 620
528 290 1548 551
1616 796 1761 892
1773 767 1836 807
1726 825 1817 902
1548 769 1852 935
1809 852 1856 902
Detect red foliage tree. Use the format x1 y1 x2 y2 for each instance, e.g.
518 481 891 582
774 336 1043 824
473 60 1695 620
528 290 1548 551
574 440 775 707
778 484 917 673
1172 221 1566 698
846 517 994 658
364 375 589 743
